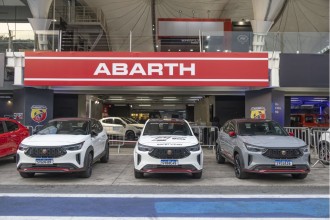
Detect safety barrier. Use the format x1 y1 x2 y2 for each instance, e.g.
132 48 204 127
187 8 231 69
191 126 219 153
311 129 330 167
284 127 311 147
108 134 126 154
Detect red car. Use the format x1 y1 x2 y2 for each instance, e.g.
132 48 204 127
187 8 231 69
0 118 29 161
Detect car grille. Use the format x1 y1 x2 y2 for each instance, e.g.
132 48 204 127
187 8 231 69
25 147 67 158
262 149 302 159
149 148 191 159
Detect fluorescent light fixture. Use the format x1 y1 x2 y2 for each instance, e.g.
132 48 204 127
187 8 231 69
139 104 151 107
107 98 125 101
163 97 176 99
187 104 195 106
190 96 203 99
314 97 328 100
109 96 122 98
291 97 299 99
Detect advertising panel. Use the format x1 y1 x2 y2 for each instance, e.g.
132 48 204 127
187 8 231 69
24 52 269 87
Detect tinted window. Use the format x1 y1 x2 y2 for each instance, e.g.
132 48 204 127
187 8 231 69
5 121 18 132
38 120 89 135
0 122 4 134
103 119 113 124
114 119 124 125
96 121 103 133
143 121 192 136
238 121 287 136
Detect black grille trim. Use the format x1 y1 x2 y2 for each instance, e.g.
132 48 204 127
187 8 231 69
262 148 303 159
149 148 191 159
25 147 67 158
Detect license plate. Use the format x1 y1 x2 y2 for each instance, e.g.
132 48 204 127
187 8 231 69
275 159 292 166
161 159 179 166
35 158 53 165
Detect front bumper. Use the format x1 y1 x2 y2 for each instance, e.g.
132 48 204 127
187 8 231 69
16 148 86 173
134 149 203 174
243 151 310 174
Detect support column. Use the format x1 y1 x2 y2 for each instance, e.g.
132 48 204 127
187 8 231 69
251 0 285 51
13 87 54 127
27 0 53 50
245 89 285 126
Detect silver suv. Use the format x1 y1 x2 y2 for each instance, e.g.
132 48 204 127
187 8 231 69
216 119 310 179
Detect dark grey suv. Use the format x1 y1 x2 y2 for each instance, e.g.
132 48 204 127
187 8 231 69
216 119 310 179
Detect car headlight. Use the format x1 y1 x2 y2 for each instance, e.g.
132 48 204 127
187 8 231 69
63 142 84 151
18 143 30 152
187 144 200 151
137 143 153 152
299 145 309 153
244 143 266 153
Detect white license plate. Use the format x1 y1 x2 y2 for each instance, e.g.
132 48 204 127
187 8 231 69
161 159 179 166
275 159 292 166
35 158 53 165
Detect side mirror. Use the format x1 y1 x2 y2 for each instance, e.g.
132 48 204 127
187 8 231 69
288 132 294 137
228 131 237 137
91 129 98 137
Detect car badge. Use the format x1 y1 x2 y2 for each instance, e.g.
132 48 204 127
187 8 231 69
281 150 287 156
42 149 48 154
167 150 173 156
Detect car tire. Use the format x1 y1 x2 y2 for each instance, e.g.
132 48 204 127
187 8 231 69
292 173 308 179
19 172 35 178
216 145 226 164
318 142 330 165
192 171 202 179
100 143 109 163
234 154 249 179
126 130 135 141
80 152 93 178
134 169 144 179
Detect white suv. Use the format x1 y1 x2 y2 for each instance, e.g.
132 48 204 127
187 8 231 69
134 118 203 179
17 118 109 178
100 117 144 140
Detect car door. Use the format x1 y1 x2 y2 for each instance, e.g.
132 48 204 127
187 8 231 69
220 120 236 161
90 120 106 157
0 121 9 157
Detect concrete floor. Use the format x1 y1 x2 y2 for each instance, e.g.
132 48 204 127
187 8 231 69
0 146 328 188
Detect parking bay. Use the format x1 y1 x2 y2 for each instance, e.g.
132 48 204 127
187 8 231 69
0 147 328 195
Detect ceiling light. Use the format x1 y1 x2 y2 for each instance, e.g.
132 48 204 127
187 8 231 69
107 98 125 101
139 104 151 107
164 97 176 99
190 96 203 99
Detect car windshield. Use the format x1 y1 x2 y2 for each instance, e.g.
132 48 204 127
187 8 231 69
238 121 288 136
121 117 138 124
37 120 89 135
143 121 192 136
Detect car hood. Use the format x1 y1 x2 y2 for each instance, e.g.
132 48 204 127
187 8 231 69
239 135 306 148
22 134 88 146
139 135 198 147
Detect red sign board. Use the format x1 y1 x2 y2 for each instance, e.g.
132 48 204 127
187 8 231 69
24 52 269 87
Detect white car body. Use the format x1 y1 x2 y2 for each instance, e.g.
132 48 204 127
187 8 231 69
100 117 144 140
16 118 109 178
99 121 125 138
133 118 203 179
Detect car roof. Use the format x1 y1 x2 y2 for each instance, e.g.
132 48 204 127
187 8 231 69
49 117 92 122
147 118 187 123
231 118 273 123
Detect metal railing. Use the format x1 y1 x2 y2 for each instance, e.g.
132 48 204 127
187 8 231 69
284 127 311 148
311 129 330 167
191 126 219 152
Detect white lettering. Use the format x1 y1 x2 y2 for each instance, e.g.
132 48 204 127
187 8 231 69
93 63 111 75
179 63 195 76
148 63 163 76
164 63 179 76
129 63 146 76
113 63 128 75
